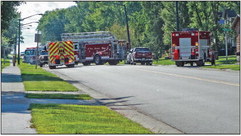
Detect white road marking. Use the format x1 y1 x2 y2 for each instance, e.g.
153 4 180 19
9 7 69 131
137 69 239 87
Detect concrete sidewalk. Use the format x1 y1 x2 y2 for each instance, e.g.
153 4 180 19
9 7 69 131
1 63 36 134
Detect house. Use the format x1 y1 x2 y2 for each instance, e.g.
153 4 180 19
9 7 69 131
231 15 240 61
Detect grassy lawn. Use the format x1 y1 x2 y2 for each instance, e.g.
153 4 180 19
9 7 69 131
153 58 175 65
30 104 152 134
203 64 239 71
18 63 78 91
204 55 240 71
26 93 92 100
1 58 10 71
215 55 238 65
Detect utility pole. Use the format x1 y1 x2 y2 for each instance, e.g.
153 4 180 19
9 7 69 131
225 32 228 61
18 19 21 65
176 1 179 31
123 4 131 49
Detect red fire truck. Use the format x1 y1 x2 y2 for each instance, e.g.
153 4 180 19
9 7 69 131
47 41 75 69
61 31 127 65
171 29 216 67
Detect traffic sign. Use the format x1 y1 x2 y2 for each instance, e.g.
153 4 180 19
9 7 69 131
222 28 232 31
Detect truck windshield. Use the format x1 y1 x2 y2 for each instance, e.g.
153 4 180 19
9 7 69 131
135 48 150 52
40 51 48 55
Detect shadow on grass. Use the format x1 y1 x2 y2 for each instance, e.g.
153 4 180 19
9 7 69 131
22 73 63 81
1 61 10 63
217 60 237 64
22 74 80 83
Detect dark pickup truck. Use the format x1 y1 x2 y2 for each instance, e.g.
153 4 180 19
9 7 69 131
126 47 153 65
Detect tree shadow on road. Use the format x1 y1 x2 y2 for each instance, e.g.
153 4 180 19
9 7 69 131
97 96 144 108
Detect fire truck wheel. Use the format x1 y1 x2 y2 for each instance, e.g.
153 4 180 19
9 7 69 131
109 61 118 65
175 61 184 67
196 60 204 66
94 55 102 65
49 66 56 69
83 62 90 66
67 64 75 68
146 62 152 65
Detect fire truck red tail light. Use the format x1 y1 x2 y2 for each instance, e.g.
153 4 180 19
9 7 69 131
55 55 60 59
172 34 175 36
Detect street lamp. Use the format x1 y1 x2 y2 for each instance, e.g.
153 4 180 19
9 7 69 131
18 13 43 65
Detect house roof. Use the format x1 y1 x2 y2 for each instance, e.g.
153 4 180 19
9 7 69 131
231 15 240 30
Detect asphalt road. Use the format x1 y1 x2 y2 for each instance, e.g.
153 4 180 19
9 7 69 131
46 64 239 134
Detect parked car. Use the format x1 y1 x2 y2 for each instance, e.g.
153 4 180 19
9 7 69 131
126 47 153 65
38 50 48 67
23 47 37 64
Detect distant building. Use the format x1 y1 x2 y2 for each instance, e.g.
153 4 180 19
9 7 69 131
231 15 240 61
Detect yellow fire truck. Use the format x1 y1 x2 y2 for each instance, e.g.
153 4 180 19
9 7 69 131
48 41 75 69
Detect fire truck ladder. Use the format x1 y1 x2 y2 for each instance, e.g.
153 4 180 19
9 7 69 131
61 31 117 44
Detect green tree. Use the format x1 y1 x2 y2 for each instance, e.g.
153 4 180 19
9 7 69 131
1 1 23 32
38 9 68 43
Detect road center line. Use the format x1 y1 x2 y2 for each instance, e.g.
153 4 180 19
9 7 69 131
137 69 239 87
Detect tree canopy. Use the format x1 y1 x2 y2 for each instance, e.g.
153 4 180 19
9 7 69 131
37 1 240 56
1 1 23 57
1 1 23 32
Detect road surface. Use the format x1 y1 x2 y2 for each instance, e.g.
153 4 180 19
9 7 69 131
45 64 239 134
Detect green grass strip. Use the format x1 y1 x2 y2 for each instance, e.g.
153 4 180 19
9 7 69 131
204 55 239 71
215 55 238 65
26 93 92 100
30 104 152 134
18 62 78 91
1 58 10 71
153 58 175 65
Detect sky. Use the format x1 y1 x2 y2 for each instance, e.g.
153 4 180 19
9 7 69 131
17 2 77 52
